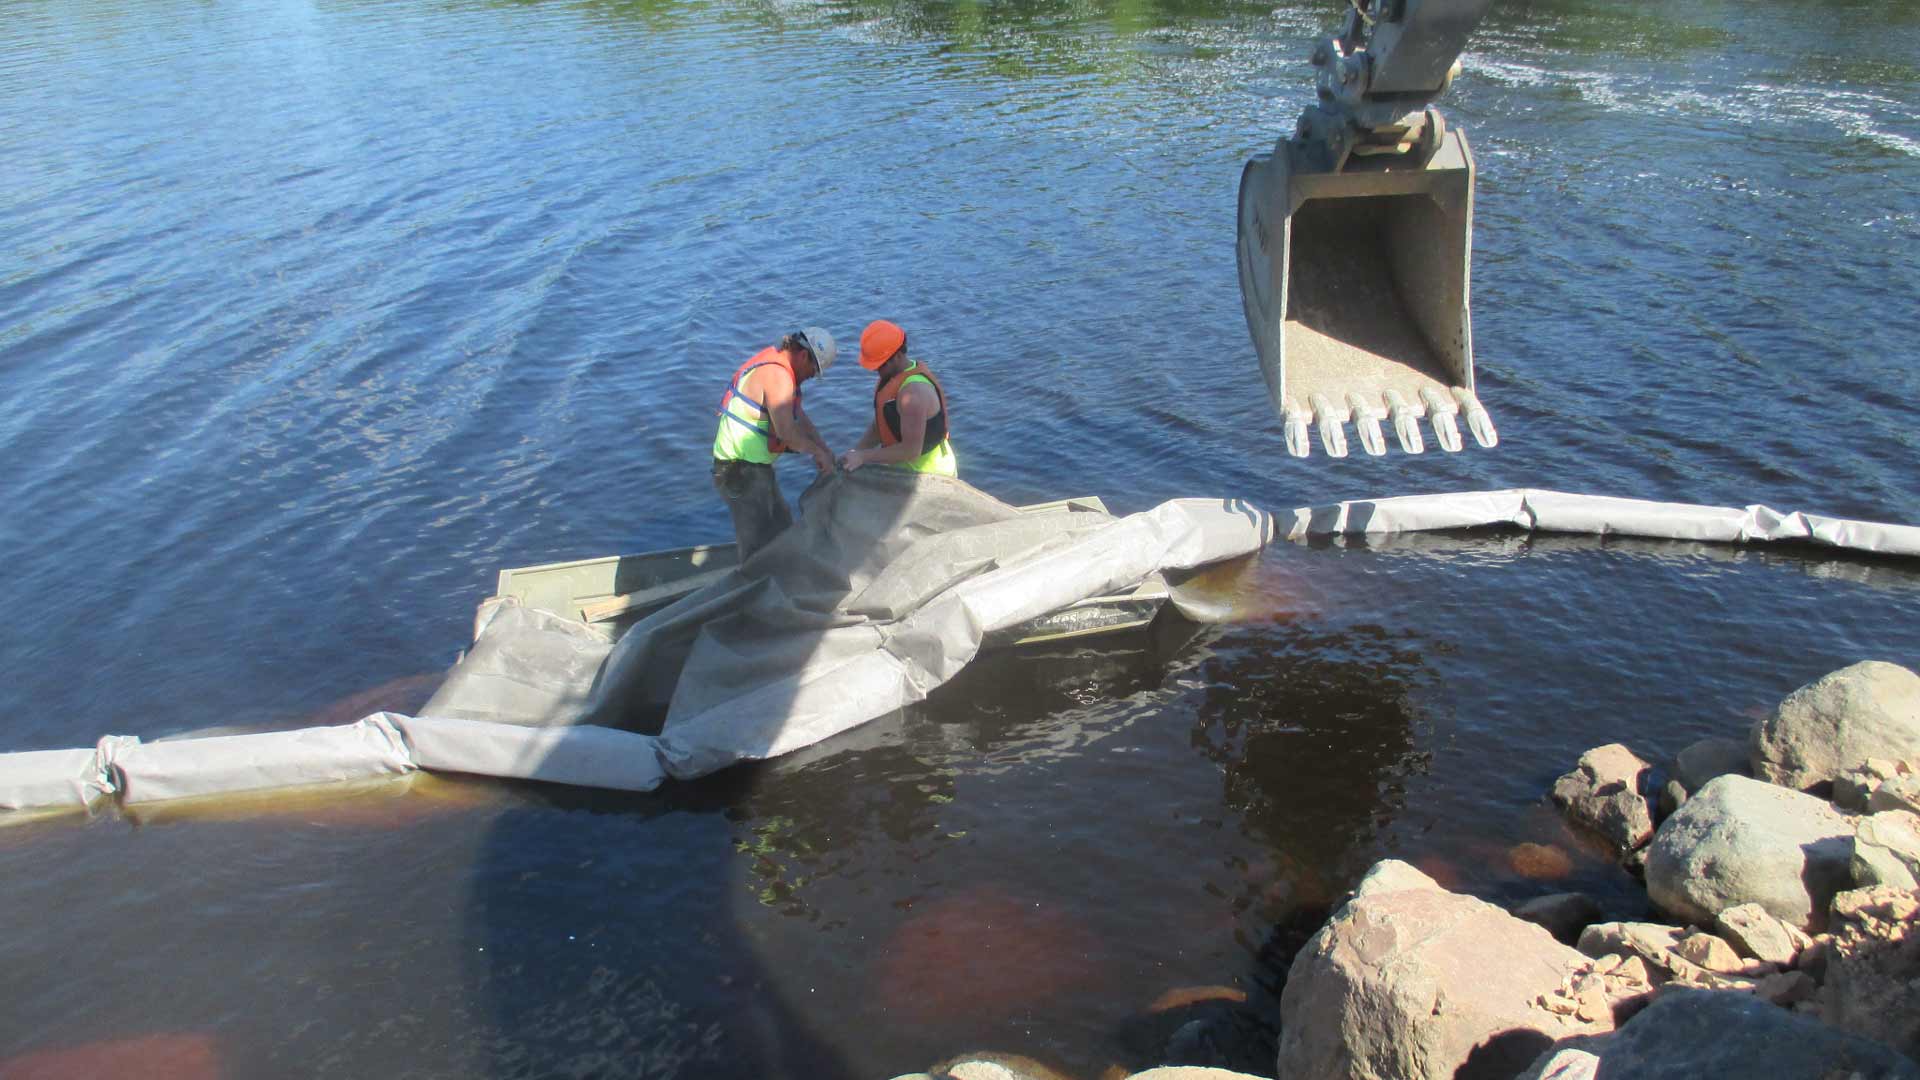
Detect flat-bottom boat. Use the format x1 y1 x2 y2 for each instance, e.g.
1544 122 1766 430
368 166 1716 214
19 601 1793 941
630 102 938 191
485 496 1170 650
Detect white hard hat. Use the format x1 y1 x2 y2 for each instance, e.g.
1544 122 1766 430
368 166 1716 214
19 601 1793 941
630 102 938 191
798 326 837 376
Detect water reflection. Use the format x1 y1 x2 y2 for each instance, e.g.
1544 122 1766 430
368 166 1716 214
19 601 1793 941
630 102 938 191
1173 620 1436 1030
1476 0 1733 59
1190 625 1432 872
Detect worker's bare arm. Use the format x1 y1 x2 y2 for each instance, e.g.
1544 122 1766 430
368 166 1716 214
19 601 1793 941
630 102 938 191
841 383 937 471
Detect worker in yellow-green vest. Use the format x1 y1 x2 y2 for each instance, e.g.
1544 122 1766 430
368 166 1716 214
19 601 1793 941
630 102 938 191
712 327 838 561
838 319 958 478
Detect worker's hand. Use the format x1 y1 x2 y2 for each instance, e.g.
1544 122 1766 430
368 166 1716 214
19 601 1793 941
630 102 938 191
811 448 835 473
838 448 868 472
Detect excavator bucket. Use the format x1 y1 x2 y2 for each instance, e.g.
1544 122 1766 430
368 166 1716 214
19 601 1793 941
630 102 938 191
1237 125 1496 457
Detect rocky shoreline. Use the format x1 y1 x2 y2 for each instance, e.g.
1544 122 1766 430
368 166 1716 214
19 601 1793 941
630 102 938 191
891 661 1920 1080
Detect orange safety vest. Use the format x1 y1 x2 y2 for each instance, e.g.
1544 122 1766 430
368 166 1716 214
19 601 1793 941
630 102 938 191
718 347 800 455
874 360 949 455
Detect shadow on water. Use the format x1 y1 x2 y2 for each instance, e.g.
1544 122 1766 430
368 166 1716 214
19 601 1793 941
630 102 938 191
1176 623 1435 1044
447 464 923 1079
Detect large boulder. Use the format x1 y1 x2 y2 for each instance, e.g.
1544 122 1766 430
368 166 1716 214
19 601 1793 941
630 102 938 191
1753 661 1920 793
1550 744 1654 855
1644 774 1855 930
1514 989 1920 1079
1277 860 1608 1080
1820 886 1920 1060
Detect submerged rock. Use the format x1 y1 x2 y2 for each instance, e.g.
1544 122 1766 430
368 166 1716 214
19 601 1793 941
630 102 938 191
1653 779 1686 824
1277 859 1608 1080
1507 842 1575 881
1109 984 1275 1079
1515 988 1920 1080
1752 660 1920 793
1513 892 1603 946
1162 1013 1274 1078
1140 987 1275 1077
1549 744 1654 856
1643 774 1854 930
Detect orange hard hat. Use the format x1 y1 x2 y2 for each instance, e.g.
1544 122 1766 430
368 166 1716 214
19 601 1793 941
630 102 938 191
859 320 906 370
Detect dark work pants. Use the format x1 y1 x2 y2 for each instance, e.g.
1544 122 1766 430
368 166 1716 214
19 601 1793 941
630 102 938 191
712 459 793 563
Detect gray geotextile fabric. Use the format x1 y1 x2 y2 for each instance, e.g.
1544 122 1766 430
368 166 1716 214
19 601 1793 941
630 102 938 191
414 468 1271 786
419 600 613 727
583 467 1117 733
418 469 1118 732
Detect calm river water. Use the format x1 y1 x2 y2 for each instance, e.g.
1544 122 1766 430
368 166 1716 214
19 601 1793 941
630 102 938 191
2 0 1918 1076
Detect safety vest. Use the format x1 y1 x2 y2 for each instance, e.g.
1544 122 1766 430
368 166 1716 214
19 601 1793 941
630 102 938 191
713 348 799 463
874 361 957 477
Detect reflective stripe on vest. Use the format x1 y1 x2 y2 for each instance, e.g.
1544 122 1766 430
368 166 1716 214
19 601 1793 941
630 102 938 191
713 348 799 462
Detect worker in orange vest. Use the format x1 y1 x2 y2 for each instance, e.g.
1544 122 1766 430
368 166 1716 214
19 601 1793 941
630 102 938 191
712 327 838 560
839 320 958 478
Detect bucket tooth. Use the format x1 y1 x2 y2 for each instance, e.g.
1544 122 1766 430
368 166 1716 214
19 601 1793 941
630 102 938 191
1282 397 1314 458
1384 389 1425 454
1309 392 1349 458
1420 386 1464 453
1454 386 1498 448
1348 392 1387 456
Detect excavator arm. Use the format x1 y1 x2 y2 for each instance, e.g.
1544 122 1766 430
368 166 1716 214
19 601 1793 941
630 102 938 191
1237 0 1498 458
